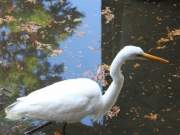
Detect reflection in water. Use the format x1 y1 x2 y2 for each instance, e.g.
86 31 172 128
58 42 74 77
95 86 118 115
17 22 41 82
48 0 101 79
0 0 84 134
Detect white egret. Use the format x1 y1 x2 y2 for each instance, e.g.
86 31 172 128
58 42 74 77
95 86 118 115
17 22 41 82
5 46 169 134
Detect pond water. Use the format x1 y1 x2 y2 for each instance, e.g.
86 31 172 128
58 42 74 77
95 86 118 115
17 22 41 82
102 1 180 135
0 0 180 135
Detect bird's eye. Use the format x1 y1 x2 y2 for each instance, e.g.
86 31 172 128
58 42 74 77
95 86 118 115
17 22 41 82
136 54 142 58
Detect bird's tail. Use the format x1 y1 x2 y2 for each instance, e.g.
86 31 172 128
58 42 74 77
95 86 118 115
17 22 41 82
5 101 23 120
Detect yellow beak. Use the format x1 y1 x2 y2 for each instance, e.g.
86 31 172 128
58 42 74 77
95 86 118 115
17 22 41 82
143 53 169 64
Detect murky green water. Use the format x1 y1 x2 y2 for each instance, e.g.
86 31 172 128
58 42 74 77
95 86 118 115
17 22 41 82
102 0 180 135
0 0 179 135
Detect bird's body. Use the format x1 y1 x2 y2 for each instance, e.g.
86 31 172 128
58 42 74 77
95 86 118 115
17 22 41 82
5 46 169 126
6 78 103 122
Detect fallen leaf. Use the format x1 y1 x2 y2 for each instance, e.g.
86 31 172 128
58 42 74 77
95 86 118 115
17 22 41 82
156 29 180 47
133 63 140 69
144 113 158 121
101 7 114 24
95 64 110 87
54 129 62 135
106 105 120 120
156 16 162 21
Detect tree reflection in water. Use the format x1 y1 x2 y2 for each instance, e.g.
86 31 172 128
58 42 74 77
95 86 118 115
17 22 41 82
0 0 83 134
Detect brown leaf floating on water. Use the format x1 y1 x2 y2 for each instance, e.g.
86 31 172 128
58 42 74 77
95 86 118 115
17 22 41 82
105 105 120 120
54 129 62 135
149 28 180 52
133 63 140 69
156 16 162 21
101 7 114 24
156 29 180 48
144 113 158 121
95 64 110 87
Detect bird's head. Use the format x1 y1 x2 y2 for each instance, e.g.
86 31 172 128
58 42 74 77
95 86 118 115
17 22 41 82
110 45 169 81
119 45 169 63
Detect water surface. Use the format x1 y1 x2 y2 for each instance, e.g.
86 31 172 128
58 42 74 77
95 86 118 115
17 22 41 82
102 1 180 135
0 0 180 135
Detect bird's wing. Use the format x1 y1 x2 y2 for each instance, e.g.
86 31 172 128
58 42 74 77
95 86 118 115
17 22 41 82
6 78 102 122
26 78 101 99
23 92 91 121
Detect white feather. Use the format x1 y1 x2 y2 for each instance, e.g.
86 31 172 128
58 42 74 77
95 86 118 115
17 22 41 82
6 78 102 122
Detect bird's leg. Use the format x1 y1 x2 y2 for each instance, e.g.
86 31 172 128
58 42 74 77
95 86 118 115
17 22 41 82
62 122 67 135
24 121 52 135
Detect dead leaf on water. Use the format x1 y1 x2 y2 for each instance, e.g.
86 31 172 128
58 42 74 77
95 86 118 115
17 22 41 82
54 129 62 135
105 105 121 120
95 64 110 87
101 7 114 24
155 29 180 49
144 113 159 121
133 63 140 69
156 16 162 21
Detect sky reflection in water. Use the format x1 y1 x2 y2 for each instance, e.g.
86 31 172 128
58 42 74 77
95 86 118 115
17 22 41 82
48 0 101 79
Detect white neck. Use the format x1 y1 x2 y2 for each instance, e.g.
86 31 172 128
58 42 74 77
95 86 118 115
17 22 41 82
102 51 125 114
